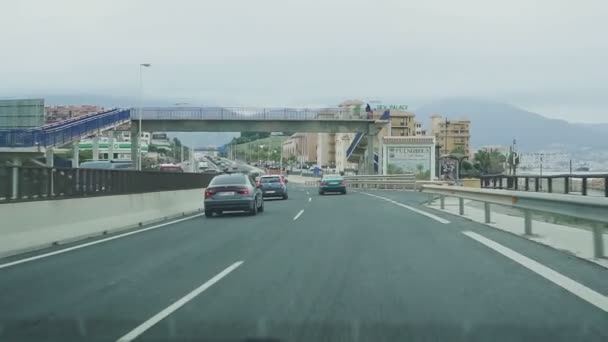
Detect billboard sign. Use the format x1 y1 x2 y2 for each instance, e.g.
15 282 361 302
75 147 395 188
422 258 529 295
386 146 431 180
0 99 45 129
440 158 458 181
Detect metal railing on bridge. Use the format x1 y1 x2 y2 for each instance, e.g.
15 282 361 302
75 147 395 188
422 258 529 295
480 174 608 197
0 166 214 203
0 109 130 148
421 185 608 259
140 107 373 121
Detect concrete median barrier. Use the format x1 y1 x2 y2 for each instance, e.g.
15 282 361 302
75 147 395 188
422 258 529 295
0 189 204 258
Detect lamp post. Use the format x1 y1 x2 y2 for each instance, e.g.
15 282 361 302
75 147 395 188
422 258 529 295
259 145 265 166
138 63 151 170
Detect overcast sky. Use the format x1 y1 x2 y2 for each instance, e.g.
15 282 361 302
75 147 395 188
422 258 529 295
2 0 607 122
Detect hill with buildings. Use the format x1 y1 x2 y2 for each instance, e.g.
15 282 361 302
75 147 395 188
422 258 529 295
414 99 608 152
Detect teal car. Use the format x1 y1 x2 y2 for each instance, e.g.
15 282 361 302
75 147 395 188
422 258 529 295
318 175 347 195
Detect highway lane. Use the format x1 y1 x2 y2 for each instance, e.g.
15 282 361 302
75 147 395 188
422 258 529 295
0 185 607 341
0 187 308 341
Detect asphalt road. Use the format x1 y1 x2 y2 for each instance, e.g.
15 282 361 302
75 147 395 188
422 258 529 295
0 184 607 341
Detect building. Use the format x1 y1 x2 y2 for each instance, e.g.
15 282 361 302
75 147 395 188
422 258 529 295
45 105 105 124
415 121 427 136
78 138 148 161
431 115 471 157
282 133 317 165
387 109 416 137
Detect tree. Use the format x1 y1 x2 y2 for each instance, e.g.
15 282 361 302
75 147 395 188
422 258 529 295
473 150 506 174
450 146 467 155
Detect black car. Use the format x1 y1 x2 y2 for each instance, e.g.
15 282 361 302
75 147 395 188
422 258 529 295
204 173 264 217
258 175 288 199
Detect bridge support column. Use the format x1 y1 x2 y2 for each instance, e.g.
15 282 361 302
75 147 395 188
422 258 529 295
366 132 376 175
92 135 100 161
107 131 115 161
45 147 54 167
72 140 80 168
131 124 140 170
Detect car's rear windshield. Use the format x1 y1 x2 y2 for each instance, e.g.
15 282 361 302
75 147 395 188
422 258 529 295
210 174 247 185
323 176 343 181
261 177 280 183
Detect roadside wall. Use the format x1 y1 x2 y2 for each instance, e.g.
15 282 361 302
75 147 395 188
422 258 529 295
0 189 204 258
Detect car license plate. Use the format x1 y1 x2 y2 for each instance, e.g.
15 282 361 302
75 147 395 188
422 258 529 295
266 190 275 194
218 191 235 196
330 182 339 185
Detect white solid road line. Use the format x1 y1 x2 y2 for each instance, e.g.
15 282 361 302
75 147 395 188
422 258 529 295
0 213 205 270
360 192 450 224
463 231 608 313
116 261 244 342
308 197 312 202
293 209 305 221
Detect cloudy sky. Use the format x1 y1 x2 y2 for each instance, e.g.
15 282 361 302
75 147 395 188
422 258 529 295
2 0 607 122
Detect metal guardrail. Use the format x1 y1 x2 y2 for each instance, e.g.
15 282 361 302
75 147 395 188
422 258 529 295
0 166 214 203
0 109 130 147
345 174 417 190
421 185 608 258
140 107 373 121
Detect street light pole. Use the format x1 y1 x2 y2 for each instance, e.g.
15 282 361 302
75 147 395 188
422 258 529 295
138 63 151 170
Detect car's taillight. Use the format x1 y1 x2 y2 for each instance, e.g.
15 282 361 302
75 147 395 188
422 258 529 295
321 181 328 186
238 189 249 195
204 189 214 198
340 181 347 185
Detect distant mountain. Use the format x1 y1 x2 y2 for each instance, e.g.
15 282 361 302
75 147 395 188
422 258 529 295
414 99 608 152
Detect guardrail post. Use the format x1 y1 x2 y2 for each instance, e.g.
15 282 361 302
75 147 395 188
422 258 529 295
592 225 605 259
604 177 608 197
582 177 588 196
484 202 491 223
547 178 553 193
11 158 21 200
499 177 503 189
513 176 518 190
440 196 445 209
564 176 569 194
524 210 532 235
525 177 529 191
534 177 540 192
459 198 464 215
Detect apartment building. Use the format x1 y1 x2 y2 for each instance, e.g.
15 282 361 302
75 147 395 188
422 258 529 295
388 110 416 137
431 115 471 157
45 105 105 123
